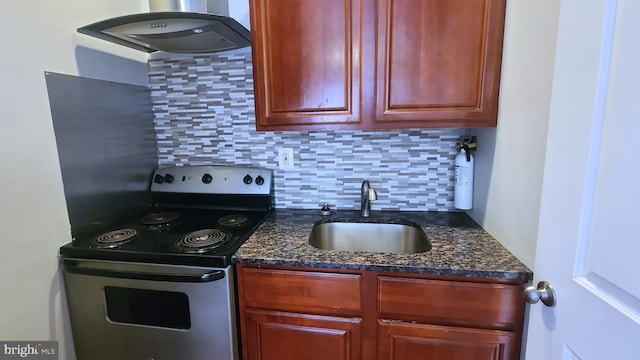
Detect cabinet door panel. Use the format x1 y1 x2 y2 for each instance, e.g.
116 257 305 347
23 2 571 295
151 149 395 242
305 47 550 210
245 309 362 360
378 320 517 360
375 0 506 127
250 0 364 129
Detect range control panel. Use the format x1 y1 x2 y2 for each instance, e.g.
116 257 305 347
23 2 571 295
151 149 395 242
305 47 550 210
150 165 273 195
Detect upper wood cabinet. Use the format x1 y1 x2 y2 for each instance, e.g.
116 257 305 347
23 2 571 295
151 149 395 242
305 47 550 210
249 0 366 130
374 0 506 128
249 0 507 131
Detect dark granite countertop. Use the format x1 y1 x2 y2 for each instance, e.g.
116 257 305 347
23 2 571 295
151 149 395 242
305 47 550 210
233 209 533 281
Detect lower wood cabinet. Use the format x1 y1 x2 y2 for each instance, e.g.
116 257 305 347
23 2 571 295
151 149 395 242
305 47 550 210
236 264 526 360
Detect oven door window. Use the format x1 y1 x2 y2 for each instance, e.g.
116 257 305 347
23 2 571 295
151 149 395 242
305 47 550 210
104 286 191 330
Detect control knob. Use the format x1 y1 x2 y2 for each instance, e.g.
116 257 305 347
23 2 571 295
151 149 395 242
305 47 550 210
164 174 174 183
154 174 164 184
255 175 265 186
243 175 253 185
202 173 213 184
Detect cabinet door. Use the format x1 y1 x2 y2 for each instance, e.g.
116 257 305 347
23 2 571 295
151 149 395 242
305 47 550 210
374 0 507 128
250 0 366 130
378 320 517 360
244 309 362 360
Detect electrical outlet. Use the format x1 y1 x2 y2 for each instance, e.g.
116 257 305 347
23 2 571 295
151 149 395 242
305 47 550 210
278 148 295 169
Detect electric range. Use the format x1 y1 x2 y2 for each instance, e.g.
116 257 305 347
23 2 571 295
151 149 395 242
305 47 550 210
59 165 273 360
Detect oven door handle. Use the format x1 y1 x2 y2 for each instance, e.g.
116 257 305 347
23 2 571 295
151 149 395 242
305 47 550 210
62 260 225 283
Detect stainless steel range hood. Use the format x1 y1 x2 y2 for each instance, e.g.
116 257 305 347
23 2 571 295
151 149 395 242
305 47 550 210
78 0 250 53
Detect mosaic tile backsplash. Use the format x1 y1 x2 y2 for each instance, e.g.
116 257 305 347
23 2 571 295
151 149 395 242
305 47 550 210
148 51 467 211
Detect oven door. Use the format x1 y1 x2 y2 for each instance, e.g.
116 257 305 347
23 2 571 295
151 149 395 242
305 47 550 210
62 258 238 360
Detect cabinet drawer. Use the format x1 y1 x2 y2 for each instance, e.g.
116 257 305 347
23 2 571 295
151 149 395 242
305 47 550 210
240 268 362 315
378 277 522 330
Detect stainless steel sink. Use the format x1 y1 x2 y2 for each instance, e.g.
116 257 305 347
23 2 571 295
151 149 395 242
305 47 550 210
308 221 431 254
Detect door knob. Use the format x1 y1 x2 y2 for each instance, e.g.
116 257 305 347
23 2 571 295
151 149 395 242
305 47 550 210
523 281 557 306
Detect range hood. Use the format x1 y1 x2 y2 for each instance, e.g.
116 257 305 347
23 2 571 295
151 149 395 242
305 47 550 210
78 0 251 53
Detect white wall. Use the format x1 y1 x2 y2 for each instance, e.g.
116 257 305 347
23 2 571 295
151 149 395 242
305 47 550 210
0 1 147 359
229 0 251 29
469 0 561 268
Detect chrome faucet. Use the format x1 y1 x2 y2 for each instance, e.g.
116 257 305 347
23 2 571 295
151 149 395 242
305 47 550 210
360 180 378 217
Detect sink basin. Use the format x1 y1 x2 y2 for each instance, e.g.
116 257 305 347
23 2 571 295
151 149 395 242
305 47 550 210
308 221 431 254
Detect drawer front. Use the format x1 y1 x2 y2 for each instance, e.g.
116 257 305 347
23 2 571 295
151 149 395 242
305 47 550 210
378 277 522 330
240 268 362 315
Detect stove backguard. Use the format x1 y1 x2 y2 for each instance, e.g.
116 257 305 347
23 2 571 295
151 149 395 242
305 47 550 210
46 73 158 238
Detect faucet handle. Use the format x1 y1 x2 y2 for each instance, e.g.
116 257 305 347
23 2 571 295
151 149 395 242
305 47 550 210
368 188 378 201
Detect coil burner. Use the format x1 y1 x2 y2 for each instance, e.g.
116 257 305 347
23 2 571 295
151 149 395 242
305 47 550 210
175 229 227 253
139 211 181 230
217 214 248 227
95 229 137 248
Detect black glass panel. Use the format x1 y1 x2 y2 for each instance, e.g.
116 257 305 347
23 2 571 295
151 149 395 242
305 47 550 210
104 286 191 329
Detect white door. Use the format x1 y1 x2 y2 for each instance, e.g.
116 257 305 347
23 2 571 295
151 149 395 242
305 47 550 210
525 0 640 359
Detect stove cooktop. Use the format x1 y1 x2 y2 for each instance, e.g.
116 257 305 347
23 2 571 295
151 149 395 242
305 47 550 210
60 207 270 267
59 166 273 268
